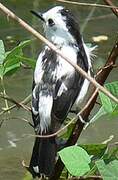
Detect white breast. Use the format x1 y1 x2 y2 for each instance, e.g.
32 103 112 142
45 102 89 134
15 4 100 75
55 45 78 78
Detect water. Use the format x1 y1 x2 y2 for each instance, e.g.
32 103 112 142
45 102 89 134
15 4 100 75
0 0 118 179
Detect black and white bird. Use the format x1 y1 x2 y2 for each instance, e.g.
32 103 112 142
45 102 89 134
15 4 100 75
29 6 93 178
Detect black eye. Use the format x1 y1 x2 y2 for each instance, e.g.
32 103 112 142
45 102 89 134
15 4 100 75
48 18 55 26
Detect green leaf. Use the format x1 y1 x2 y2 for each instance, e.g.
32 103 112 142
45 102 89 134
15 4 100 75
16 55 36 69
96 160 118 180
103 146 118 163
3 40 32 76
4 62 20 76
4 55 21 76
18 40 32 49
99 81 118 114
59 146 91 176
90 81 118 123
80 144 107 156
60 118 75 139
5 40 32 63
23 172 32 180
90 106 107 123
111 105 118 116
99 92 113 113
0 40 5 65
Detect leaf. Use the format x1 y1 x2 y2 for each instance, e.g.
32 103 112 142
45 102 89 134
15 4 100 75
5 40 32 63
99 92 113 113
23 172 32 180
111 105 118 116
90 106 107 123
60 117 75 139
79 144 107 156
3 40 32 76
59 146 91 176
0 40 5 65
4 55 21 76
90 81 118 123
4 63 20 76
103 146 118 163
96 160 118 180
99 81 118 114
16 55 36 69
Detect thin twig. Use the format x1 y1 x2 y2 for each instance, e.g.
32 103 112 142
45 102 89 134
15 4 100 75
0 94 31 116
0 93 31 112
0 116 34 128
12 117 34 128
57 0 118 9
68 176 102 180
0 77 10 114
102 135 114 144
0 3 118 104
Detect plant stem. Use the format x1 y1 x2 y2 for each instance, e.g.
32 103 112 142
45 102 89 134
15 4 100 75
0 77 10 114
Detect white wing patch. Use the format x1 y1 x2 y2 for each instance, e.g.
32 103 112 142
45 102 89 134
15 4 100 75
33 166 39 173
57 82 67 97
38 93 53 134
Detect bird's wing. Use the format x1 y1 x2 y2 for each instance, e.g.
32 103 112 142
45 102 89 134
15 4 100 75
32 47 58 132
52 39 91 122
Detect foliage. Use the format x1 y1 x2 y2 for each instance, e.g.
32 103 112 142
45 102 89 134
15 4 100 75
23 172 32 180
0 39 35 79
96 160 118 180
59 146 91 176
90 81 118 124
59 142 118 179
58 81 118 179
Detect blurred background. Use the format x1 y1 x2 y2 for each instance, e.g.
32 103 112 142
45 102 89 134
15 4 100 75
0 0 118 179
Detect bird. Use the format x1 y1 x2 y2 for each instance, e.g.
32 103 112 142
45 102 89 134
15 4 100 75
29 6 93 178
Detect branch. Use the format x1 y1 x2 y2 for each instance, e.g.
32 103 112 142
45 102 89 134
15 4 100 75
0 117 34 128
0 94 31 116
103 0 118 17
57 0 118 9
0 93 31 112
68 176 102 180
0 3 118 104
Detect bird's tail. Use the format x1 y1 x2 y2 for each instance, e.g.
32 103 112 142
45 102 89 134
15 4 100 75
28 136 56 178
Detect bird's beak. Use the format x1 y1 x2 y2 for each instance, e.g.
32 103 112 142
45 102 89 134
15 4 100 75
30 10 45 22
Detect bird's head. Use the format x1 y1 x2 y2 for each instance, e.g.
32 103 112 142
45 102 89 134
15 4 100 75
31 6 80 45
